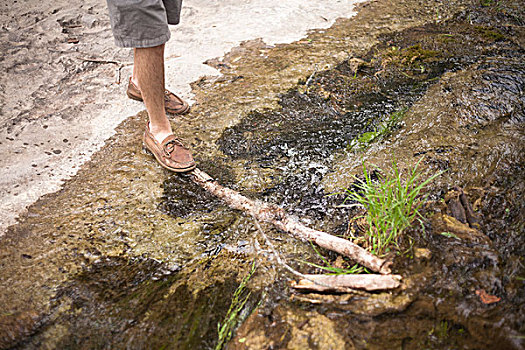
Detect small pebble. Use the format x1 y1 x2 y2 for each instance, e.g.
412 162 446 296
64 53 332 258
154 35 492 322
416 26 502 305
415 248 432 260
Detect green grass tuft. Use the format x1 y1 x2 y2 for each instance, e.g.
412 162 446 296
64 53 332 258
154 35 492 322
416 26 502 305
216 262 256 350
474 25 505 41
343 158 441 256
300 242 365 275
480 0 495 7
348 109 406 152
440 231 461 240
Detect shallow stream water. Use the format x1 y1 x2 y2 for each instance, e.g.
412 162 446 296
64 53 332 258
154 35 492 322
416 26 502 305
1 0 524 349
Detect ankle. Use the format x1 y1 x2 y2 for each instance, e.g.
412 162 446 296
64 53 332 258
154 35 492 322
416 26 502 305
149 122 172 143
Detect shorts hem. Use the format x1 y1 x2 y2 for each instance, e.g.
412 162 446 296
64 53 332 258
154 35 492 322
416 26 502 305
113 32 171 48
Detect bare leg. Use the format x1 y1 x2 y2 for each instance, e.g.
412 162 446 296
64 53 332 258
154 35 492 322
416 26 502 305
133 44 172 143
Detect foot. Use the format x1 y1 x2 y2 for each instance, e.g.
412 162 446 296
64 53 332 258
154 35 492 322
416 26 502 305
127 77 190 115
143 124 196 173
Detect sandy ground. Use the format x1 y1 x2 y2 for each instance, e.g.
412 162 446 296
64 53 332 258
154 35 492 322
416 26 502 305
0 0 364 235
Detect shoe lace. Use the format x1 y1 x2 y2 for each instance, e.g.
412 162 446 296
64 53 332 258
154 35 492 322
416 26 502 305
163 138 188 157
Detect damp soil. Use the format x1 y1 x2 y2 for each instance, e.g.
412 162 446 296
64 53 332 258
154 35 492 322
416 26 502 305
0 0 524 349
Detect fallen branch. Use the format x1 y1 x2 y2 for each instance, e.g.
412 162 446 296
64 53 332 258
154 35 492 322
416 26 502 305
290 274 401 292
191 168 391 274
253 218 401 292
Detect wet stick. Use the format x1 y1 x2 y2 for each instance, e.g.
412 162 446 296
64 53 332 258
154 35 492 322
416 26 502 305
253 218 400 292
191 168 392 274
291 274 401 292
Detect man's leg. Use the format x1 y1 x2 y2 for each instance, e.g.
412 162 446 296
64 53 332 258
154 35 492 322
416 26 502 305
133 43 195 172
133 44 172 144
106 0 194 171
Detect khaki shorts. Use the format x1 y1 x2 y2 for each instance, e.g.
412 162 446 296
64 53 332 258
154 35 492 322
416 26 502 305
106 0 182 48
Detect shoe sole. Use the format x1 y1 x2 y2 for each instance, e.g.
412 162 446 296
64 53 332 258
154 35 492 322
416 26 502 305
166 103 190 116
127 91 143 102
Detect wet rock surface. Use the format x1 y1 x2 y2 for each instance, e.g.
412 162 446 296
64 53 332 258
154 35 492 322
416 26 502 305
18 254 255 349
1 0 524 349
223 1 524 349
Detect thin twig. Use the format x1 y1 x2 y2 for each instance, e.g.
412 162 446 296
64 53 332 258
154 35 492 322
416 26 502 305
305 64 318 87
77 57 123 65
75 57 133 84
116 63 133 84
252 217 340 290
333 203 365 209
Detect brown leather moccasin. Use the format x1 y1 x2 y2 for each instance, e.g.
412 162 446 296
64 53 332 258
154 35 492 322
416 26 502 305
143 124 196 173
127 78 190 115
